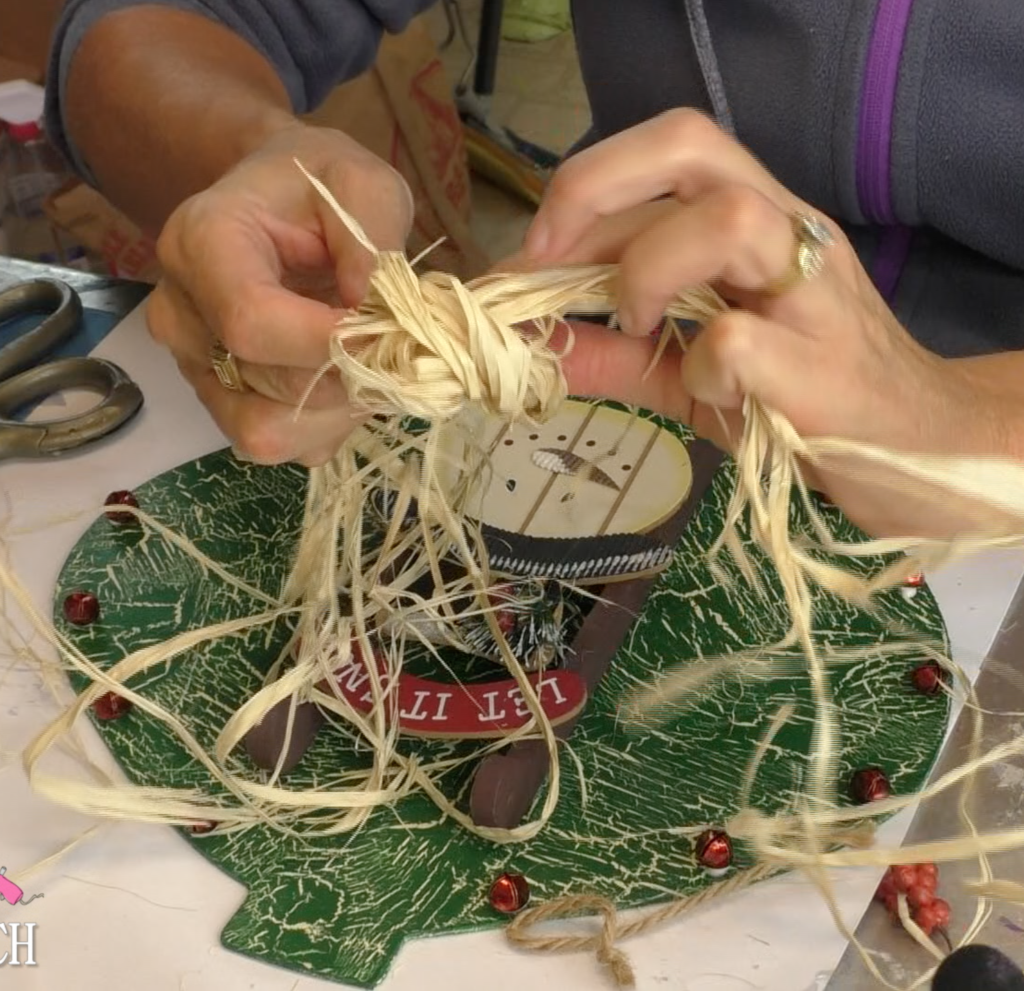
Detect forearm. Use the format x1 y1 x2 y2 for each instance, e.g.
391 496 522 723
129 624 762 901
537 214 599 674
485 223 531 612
818 350 1024 539
63 8 297 234
943 351 1024 461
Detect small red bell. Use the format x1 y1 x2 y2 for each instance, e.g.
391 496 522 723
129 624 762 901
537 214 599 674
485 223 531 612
104 490 140 525
188 821 217 835
92 691 132 721
488 585 518 637
488 872 530 914
63 591 100 626
850 767 891 804
901 572 925 600
695 829 733 872
910 661 944 695
496 608 518 636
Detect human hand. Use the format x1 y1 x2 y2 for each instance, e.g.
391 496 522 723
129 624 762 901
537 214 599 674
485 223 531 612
510 111 982 535
147 123 414 466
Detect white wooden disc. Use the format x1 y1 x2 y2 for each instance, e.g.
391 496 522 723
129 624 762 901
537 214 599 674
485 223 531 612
470 400 692 538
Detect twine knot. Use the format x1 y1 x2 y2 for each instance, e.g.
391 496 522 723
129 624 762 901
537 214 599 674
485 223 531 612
505 867 779 987
507 893 635 988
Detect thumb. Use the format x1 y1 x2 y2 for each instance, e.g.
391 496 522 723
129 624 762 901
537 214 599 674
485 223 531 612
559 320 694 421
317 161 415 307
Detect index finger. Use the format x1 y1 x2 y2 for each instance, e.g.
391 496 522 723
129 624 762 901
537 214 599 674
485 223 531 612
160 205 346 369
523 109 800 264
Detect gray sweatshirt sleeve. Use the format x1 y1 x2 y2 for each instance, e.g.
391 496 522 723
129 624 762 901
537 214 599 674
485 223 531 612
44 0 435 176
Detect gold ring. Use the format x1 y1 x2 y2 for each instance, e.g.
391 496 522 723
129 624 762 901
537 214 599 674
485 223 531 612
760 212 835 297
210 341 245 392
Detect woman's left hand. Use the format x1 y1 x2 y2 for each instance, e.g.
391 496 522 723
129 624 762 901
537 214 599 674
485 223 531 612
508 110 985 536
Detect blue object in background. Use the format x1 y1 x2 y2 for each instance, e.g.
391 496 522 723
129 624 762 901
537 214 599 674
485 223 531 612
0 305 122 416
1 305 121 359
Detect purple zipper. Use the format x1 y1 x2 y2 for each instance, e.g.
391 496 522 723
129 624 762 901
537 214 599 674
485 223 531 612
856 0 915 224
856 0 916 299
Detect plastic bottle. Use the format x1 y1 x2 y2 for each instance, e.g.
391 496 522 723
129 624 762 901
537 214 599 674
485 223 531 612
2 118 92 268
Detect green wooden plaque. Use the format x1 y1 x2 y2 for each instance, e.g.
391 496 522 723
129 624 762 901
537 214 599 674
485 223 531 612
53 420 949 988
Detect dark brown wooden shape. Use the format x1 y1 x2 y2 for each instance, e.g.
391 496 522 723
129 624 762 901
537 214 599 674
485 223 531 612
243 696 326 774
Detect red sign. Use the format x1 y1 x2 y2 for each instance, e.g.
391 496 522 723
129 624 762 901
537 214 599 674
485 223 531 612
320 647 587 740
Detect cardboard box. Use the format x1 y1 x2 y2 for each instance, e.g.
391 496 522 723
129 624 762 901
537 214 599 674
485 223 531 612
0 0 63 79
305 16 488 280
45 180 160 280
0 55 42 86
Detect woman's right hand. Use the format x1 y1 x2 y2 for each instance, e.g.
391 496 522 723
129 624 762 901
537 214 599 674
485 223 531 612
146 123 414 467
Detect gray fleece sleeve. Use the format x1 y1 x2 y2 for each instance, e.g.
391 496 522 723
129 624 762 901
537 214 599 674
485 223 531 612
44 0 435 177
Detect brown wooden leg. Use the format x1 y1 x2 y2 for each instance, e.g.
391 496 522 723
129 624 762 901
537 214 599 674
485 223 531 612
244 696 326 774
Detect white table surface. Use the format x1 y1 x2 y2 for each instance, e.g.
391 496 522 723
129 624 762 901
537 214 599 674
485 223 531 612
2 304 1022 991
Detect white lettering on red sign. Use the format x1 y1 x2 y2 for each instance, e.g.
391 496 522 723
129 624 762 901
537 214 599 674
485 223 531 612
336 659 371 695
478 691 507 723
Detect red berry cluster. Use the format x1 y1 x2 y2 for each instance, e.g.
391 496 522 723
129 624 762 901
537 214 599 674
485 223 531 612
875 863 950 939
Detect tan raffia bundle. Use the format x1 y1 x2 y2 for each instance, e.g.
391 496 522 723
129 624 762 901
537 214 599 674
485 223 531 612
7 160 1024 989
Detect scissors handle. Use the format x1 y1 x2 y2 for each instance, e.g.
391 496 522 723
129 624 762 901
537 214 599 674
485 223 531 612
0 278 83 380
0 357 144 459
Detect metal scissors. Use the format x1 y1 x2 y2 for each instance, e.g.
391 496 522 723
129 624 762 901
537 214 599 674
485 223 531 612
0 277 143 460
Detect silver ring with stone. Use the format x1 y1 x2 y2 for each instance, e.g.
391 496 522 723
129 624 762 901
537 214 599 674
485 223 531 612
761 212 835 297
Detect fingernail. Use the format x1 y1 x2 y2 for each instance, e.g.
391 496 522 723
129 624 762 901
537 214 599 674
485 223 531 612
231 446 255 463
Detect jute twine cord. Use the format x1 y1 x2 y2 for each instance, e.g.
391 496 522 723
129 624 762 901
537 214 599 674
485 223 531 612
506 863 781 987
4 160 1024 987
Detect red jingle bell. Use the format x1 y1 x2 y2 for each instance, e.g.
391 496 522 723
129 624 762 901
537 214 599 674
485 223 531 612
901 572 925 600
104 490 140 525
489 585 518 637
494 609 518 637
695 829 733 872
910 661 945 695
488 872 530 914
63 591 100 626
850 767 892 804
92 691 132 721
188 821 217 835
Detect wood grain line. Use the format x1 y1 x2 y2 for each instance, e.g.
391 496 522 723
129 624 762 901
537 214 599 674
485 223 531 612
487 421 511 456
598 422 662 535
